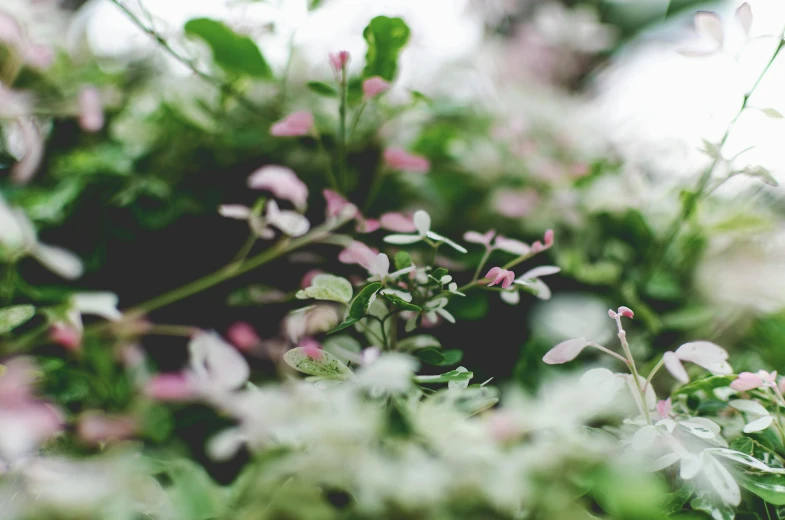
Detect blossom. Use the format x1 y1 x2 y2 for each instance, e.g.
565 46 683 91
493 236 530 256
380 212 416 232
248 165 309 211
464 230 495 248
323 189 358 220
384 210 467 253
680 3 752 57
356 218 380 233
0 195 83 278
531 229 555 253
226 322 261 352
144 373 196 401
662 342 732 383
493 189 540 218
484 267 515 288
608 305 634 319
78 85 104 133
730 370 777 392
383 148 430 173
49 292 122 350
329 50 350 71
220 200 309 238
501 266 561 304
363 76 390 99
338 241 379 267
77 412 136 445
423 297 455 325
270 111 314 137
729 399 772 433
656 398 672 420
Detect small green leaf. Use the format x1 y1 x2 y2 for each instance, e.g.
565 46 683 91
438 349 463 366
736 472 785 505
184 18 272 78
362 16 410 81
740 165 779 187
349 282 383 320
283 347 354 379
394 251 412 271
306 81 338 97
296 274 353 303
414 348 445 365
690 495 734 520
674 375 736 397
381 291 422 311
414 368 473 384
700 139 722 159
761 107 784 119
0 305 35 335
329 317 361 334
432 268 448 281
398 334 441 351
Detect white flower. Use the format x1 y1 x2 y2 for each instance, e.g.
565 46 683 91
219 199 309 238
356 352 418 394
499 266 561 305
424 297 455 324
188 331 250 394
384 210 467 253
0 196 82 279
729 399 773 433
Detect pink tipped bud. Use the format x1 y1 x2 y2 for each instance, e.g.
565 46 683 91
730 372 765 392
656 398 672 419
617 306 634 319
531 241 544 253
144 373 195 401
299 338 323 359
78 85 104 133
608 309 617 319
329 51 350 72
50 323 82 351
270 111 314 137
544 229 554 247
226 322 261 352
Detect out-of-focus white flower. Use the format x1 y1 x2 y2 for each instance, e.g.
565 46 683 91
357 353 419 395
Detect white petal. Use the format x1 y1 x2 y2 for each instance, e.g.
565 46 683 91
189 332 250 391
646 452 680 472
695 11 724 47
71 292 121 321
680 454 703 480
679 417 721 439
675 341 731 375
631 424 659 451
729 399 769 417
383 234 422 245
520 266 561 279
32 243 83 280
500 289 520 305
702 452 741 506
426 231 467 253
218 204 251 220
413 210 431 236
542 338 588 364
266 201 310 237
663 351 689 383
743 415 773 433
436 308 456 324
206 427 246 461
735 2 752 35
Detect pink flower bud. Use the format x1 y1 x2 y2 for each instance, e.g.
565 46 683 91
617 306 634 319
248 165 309 211
78 85 104 133
77 412 136 445
484 267 515 289
383 148 430 173
544 229 554 247
362 76 390 99
531 241 544 253
356 218 380 233
299 338 322 359
144 373 195 401
226 322 261 352
323 189 358 220
270 111 314 137
464 230 496 247
656 398 672 419
50 323 81 351
329 50 350 72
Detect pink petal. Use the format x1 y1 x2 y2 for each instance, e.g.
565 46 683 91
248 165 309 210
380 212 416 232
500 270 515 289
338 241 378 269
356 218 380 233
78 86 104 133
50 323 82 351
270 111 314 137
484 267 502 285
656 398 672 419
463 230 495 246
363 76 390 99
730 372 764 392
299 338 323 359
493 189 539 218
329 50 350 71
674 341 731 374
226 322 261 351
144 373 196 401
617 306 634 319
663 351 689 383
77 412 136 445
494 236 531 256
323 189 358 219
300 269 322 289
383 148 430 173
543 338 588 364
544 229 554 247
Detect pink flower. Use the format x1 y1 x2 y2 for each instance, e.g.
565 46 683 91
338 241 379 268
542 338 588 364
270 111 314 137
363 76 390 99
544 229 554 248
226 322 261 351
608 306 634 319
484 267 515 288
380 212 416 232
464 230 496 248
144 373 196 401
383 148 430 173
731 371 777 392
494 236 530 256
356 218 380 233
662 341 732 384
299 338 323 359
493 189 539 218
323 189 358 220
248 165 309 210
300 269 323 289
656 398 672 419
50 323 81 351
77 412 136 445
329 50 350 72
78 85 104 133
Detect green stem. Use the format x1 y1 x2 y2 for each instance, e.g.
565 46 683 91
314 130 340 192
587 341 629 365
615 317 652 425
471 247 493 283
363 167 387 213
230 232 258 266
349 102 367 139
338 64 348 192
643 356 665 393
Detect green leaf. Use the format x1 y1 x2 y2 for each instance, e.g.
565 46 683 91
398 334 441 351
227 284 286 306
349 282 383 320
690 495 734 520
432 268 449 281
381 291 422 311
362 16 410 81
740 165 779 187
414 348 445 365
414 368 474 384
306 81 337 97
184 18 272 78
322 335 362 364
283 347 354 379
736 472 785 505
329 316 361 334
760 107 784 119
0 305 35 335
296 274 353 303
438 349 463 366
674 375 736 397
394 251 412 271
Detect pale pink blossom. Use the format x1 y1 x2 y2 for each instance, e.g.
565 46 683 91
656 398 672 419
663 351 689 383
356 218 380 233
323 189 358 220
338 241 378 267
77 412 136 445
663 341 732 383
329 50 350 71
493 189 539 218
78 86 104 133
284 306 339 343
383 148 430 173
299 338 323 359
608 306 634 319
363 76 390 99
380 212 416 232
50 323 81 351
484 267 515 288
542 338 588 364
144 373 196 401
300 269 323 289
494 236 530 256
248 165 309 210
464 230 495 248
226 322 261 351
731 370 777 392
270 111 314 137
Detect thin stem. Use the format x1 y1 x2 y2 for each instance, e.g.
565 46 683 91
349 102 367 139
587 341 629 365
643 357 665 393
338 64 349 192
615 316 652 425
230 232 258 267
314 130 340 192
471 247 493 283
108 0 266 116
363 167 386 213
145 324 199 337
